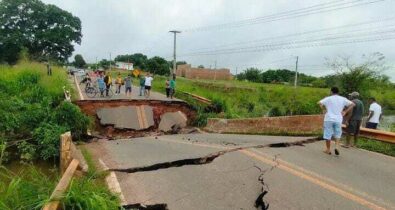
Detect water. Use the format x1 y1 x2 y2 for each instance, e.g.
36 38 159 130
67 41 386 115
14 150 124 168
378 115 395 131
1 159 58 179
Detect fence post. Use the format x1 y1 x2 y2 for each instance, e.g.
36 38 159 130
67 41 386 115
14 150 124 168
60 132 72 175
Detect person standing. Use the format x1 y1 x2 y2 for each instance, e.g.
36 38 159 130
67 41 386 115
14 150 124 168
97 74 105 97
165 79 170 98
318 87 355 155
170 77 176 99
144 73 153 98
103 72 112 97
46 63 52 76
366 97 382 129
124 74 132 97
115 72 123 95
344 92 364 148
139 74 145 96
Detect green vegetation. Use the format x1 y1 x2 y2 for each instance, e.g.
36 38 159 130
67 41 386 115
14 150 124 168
0 165 55 210
0 156 121 210
152 75 328 118
0 62 90 162
236 68 316 85
354 138 395 157
62 147 121 210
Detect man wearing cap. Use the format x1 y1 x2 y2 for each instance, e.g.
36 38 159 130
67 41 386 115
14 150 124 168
344 91 364 148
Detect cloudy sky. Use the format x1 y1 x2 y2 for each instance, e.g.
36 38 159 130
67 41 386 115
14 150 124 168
42 0 395 80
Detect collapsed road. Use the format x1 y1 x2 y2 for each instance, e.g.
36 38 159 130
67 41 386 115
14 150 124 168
84 134 395 210
74 76 395 210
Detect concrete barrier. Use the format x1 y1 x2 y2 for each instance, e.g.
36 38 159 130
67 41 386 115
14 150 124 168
205 115 324 135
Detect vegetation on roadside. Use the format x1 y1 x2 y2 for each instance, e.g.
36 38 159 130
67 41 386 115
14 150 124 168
354 137 395 157
0 62 90 163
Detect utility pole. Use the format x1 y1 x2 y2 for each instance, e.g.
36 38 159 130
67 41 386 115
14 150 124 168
294 56 299 88
169 30 181 78
95 56 98 70
109 53 112 71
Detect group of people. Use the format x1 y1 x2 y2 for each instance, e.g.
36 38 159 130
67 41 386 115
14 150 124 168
81 71 175 99
318 87 382 155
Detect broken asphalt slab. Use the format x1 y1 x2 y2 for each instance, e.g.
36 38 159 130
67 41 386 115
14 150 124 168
97 105 154 130
159 111 187 133
84 134 392 209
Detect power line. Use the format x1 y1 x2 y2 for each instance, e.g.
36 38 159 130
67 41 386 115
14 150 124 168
192 16 395 51
179 29 395 57
185 0 386 32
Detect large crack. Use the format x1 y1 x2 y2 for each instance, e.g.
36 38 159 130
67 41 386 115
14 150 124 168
113 137 319 210
122 203 168 210
111 137 319 174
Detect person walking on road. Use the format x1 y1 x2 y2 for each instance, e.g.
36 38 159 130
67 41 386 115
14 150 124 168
115 72 123 95
103 72 112 97
144 73 153 98
366 97 382 129
344 92 364 148
170 77 176 99
124 74 132 97
139 74 145 96
165 79 170 98
318 87 355 155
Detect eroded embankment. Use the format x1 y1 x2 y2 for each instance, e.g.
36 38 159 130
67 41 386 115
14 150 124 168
74 99 197 137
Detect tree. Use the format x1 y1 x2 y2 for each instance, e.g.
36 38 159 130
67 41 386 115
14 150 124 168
115 53 148 69
325 52 389 97
74 54 86 68
98 59 115 70
0 0 82 64
243 68 261 82
198 65 205 68
146 56 170 75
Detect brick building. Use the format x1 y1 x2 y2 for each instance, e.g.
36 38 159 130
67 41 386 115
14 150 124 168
176 64 232 80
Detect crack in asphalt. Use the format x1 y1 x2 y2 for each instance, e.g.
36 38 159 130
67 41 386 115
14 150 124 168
122 203 168 210
110 137 319 174
113 137 319 210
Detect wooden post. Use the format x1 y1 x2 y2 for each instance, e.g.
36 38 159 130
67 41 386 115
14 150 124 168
60 132 72 175
43 159 80 210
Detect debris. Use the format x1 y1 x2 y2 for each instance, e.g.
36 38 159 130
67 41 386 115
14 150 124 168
159 111 187 133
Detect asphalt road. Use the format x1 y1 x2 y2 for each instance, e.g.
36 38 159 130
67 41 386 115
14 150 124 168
75 75 181 101
85 134 395 210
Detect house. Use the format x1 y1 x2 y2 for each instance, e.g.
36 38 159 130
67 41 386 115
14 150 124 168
176 64 232 80
115 62 134 70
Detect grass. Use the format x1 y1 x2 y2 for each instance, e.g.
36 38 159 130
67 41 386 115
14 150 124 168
0 147 122 210
150 75 328 118
354 137 395 157
0 165 56 210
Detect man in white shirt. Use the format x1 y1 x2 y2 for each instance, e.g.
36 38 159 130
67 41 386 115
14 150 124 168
366 97 382 129
318 87 355 155
144 73 154 98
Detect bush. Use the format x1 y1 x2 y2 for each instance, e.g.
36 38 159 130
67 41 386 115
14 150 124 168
33 123 67 160
52 102 90 140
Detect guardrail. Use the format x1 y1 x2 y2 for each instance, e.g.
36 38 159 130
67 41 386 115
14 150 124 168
42 132 84 210
181 91 212 105
342 125 395 144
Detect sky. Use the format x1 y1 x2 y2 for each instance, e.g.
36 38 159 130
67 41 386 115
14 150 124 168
41 0 395 81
